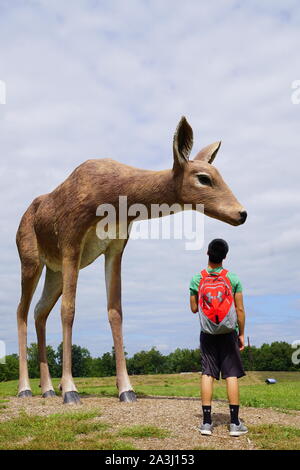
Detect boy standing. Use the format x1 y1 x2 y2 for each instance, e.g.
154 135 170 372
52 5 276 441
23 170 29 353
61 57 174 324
190 239 248 437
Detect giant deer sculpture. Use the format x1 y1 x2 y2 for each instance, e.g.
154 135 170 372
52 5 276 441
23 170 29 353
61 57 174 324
16 117 247 404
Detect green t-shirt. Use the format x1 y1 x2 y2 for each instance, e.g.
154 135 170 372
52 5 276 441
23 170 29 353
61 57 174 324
189 267 243 297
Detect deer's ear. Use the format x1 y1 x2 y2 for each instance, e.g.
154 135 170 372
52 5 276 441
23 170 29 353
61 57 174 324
173 116 193 174
194 141 221 164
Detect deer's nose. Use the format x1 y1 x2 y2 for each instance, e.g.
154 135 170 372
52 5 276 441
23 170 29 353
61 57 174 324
239 210 247 224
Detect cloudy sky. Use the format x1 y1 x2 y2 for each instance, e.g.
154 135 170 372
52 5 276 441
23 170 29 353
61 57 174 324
0 0 300 358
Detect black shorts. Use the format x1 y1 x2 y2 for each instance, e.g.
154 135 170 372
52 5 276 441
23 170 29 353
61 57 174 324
200 331 246 380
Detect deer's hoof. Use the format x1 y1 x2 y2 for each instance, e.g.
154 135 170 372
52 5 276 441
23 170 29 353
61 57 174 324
119 390 137 402
42 390 56 398
63 391 81 405
18 390 32 398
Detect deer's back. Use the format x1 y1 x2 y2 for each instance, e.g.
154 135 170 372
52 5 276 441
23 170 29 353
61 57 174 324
18 159 143 269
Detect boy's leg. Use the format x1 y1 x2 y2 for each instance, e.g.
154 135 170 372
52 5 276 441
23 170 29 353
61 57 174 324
220 333 244 424
226 377 248 435
199 374 214 433
226 376 240 425
201 374 214 427
226 376 239 405
201 374 214 406
199 333 220 434
221 333 248 435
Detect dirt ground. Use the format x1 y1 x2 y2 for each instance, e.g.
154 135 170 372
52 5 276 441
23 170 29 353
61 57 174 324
1 395 300 450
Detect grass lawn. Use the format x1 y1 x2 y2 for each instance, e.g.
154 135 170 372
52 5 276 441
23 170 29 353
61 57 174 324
0 371 299 411
0 408 170 450
0 372 299 450
249 424 300 450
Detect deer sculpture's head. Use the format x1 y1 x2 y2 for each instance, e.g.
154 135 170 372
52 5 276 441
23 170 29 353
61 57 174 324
172 116 247 226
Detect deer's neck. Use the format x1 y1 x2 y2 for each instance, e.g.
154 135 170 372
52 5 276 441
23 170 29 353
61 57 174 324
126 169 178 208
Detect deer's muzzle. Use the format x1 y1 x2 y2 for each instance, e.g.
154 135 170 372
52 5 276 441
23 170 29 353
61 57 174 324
239 210 247 224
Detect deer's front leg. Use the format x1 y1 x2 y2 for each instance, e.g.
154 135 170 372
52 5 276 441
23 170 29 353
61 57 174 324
105 244 137 402
60 256 80 404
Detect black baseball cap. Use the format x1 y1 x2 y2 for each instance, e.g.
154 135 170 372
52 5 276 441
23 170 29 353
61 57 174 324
207 239 229 263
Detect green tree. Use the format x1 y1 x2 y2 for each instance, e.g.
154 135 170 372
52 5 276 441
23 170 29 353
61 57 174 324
241 346 258 371
28 343 39 378
166 348 200 373
47 345 60 377
89 357 105 377
127 347 166 375
28 343 59 378
268 342 295 371
99 349 116 376
0 354 19 381
56 343 92 377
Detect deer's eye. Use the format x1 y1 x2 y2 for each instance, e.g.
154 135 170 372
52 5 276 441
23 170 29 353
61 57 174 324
197 174 212 186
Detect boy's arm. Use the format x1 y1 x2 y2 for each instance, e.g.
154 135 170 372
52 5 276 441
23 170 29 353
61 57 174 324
234 291 246 350
189 274 200 313
190 294 198 313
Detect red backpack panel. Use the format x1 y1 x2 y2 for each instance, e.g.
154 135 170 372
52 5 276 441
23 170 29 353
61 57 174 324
198 269 234 325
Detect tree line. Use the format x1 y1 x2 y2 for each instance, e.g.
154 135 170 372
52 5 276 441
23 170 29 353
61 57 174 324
0 341 299 382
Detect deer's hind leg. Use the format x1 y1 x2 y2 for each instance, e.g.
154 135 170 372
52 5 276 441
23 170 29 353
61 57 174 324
17 248 43 397
34 268 62 397
60 254 81 404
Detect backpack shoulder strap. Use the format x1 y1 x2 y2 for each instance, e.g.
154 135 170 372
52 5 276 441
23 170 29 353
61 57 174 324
218 269 233 294
219 269 228 277
198 270 208 295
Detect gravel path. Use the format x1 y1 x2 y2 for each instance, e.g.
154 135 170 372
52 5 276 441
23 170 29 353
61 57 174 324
1 395 300 450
